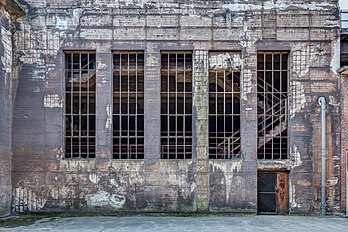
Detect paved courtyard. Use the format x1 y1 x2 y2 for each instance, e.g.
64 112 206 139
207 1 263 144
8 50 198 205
1 215 348 232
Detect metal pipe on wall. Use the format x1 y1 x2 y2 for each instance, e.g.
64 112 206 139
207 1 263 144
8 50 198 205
318 97 326 216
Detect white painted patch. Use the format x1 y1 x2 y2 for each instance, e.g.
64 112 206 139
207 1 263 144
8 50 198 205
289 81 306 118
292 45 326 78
190 182 197 193
1 25 13 88
53 16 70 30
241 69 252 101
328 95 339 106
223 1 335 11
89 173 100 184
13 187 47 212
44 94 63 108
209 52 241 70
289 182 301 209
50 188 59 200
105 104 112 129
290 145 302 168
109 178 119 187
330 38 340 73
97 60 107 70
56 147 64 160
85 191 126 209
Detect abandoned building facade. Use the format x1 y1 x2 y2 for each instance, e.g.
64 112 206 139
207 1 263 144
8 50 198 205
0 0 344 216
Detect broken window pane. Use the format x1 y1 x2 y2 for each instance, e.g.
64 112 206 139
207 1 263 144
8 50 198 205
64 51 96 158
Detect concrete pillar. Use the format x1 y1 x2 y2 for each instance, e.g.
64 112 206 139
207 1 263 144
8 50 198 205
143 43 162 207
238 50 258 211
96 46 113 165
144 43 161 166
192 50 210 211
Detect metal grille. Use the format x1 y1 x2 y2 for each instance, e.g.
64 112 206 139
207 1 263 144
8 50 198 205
257 172 277 214
160 51 192 159
208 65 241 159
112 51 144 159
65 51 96 158
257 52 288 159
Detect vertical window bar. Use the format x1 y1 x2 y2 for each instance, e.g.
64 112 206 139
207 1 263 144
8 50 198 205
112 51 144 159
208 52 241 159
65 51 96 159
161 51 192 159
257 52 288 160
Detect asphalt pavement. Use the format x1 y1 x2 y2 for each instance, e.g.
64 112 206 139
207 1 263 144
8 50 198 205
1 215 348 232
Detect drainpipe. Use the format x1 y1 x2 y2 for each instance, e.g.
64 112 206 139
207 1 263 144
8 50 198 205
318 97 326 216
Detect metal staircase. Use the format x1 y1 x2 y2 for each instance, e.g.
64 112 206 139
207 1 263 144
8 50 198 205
257 76 287 151
212 71 241 158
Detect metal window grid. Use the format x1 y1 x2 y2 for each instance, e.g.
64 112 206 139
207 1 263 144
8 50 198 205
257 52 288 159
208 64 241 159
160 51 192 159
112 51 144 159
64 51 96 158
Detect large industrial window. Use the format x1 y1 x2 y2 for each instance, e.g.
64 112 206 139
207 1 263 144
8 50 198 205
161 51 192 159
65 51 96 158
208 52 241 159
113 51 144 159
257 52 288 159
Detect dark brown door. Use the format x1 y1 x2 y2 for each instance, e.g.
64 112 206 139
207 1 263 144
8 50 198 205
257 172 289 214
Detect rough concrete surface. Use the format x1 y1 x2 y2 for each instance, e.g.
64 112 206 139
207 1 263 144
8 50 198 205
1 216 348 232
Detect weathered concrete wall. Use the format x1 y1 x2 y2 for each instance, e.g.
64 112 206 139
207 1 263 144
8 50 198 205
0 0 23 217
11 0 341 214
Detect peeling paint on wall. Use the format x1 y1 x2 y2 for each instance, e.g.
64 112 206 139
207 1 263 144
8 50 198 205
97 60 107 70
89 173 100 184
289 183 301 209
292 45 326 78
289 81 306 118
44 94 63 108
85 191 126 209
1 25 12 88
223 1 335 12
290 145 302 168
208 52 241 71
241 69 252 101
327 177 339 210
331 38 340 73
105 104 112 129
13 187 47 212
328 95 339 106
